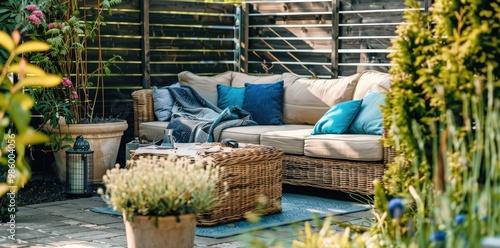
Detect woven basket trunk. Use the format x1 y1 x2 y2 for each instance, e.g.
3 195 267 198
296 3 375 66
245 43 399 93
196 144 284 226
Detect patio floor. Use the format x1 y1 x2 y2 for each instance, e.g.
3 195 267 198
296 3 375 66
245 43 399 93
0 194 374 247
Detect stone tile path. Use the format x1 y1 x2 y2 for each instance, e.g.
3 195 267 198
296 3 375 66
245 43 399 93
0 196 373 247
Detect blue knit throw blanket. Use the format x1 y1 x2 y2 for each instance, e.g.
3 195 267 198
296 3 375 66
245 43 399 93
166 85 257 143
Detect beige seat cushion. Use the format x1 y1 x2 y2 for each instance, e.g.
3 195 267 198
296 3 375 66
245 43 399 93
219 125 290 144
304 134 383 161
282 73 361 125
139 121 169 141
260 125 313 155
352 70 392 99
178 71 233 106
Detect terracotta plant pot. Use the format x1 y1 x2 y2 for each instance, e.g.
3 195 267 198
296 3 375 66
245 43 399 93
123 214 196 248
47 120 128 183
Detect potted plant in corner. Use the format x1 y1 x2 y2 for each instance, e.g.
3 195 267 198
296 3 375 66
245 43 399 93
99 155 222 248
10 0 126 183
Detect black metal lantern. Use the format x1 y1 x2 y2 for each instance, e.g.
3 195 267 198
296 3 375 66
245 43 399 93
66 135 94 194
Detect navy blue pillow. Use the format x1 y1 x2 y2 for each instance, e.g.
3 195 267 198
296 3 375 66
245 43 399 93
243 80 284 125
311 99 363 135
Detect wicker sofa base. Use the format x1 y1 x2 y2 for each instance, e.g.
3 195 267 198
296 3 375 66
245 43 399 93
282 155 385 195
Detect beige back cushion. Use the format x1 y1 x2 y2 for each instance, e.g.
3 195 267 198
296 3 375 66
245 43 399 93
352 70 392 99
282 73 361 125
178 71 233 106
230 72 299 87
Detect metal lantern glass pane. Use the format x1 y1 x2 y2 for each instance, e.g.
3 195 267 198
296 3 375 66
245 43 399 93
66 136 94 194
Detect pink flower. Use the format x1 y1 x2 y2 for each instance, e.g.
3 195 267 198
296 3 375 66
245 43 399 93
33 10 44 18
62 78 72 87
26 5 36 11
57 23 63 29
48 23 55 29
71 91 78 99
28 15 41 25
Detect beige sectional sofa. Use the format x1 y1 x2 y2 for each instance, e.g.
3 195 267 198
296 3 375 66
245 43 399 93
131 70 393 195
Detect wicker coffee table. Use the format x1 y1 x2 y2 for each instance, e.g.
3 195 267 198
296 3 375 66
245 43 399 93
132 143 284 226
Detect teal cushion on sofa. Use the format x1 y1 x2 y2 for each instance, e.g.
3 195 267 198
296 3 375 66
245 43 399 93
348 90 386 135
311 99 363 135
243 80 284 125
153 83 180 121
217 84 245 110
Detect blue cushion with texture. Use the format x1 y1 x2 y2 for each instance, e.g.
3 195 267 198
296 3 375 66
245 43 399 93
348 91 386 135
217 84 245 110
312 99 363 134
243 80 284 125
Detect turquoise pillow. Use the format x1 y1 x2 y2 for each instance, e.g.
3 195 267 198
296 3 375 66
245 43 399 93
217 84 245 110
243 80 284 125
153 83 180 121
311 99 363 135
348 91 386 135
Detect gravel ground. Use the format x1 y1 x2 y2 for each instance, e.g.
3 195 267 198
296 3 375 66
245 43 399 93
16 177 102 206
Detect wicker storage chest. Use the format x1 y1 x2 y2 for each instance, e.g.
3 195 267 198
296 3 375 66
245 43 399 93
197 144 284 226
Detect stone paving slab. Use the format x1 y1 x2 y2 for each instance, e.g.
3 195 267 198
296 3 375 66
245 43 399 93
12 228 52 241
77 232 123 241
17 214 67 223
35 206 80 214
0 196 372 247
16 207 49 217
94 235 127 246
77 215 123 225
45 225 93 236
101 222 125 230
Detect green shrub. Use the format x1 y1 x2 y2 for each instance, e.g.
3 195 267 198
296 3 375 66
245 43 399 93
0 30 60 208
288 0 500 246
382 0 500 195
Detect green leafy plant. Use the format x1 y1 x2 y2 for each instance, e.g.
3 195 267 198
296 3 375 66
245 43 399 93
3 0 124 152
285 0 500 246
24 0 123 126
0 29 61 196
99 155 224 222
0 0 28 64
382 0 500 195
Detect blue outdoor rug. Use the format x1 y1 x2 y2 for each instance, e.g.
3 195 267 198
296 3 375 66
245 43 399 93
90 193 371 238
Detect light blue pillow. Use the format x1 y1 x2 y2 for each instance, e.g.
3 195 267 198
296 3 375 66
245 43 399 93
153 82 180 121
217 84 245 110
243 80 284 125
348 91 386 135
311 99 363 135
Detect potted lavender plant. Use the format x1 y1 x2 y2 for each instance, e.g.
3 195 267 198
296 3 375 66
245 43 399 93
99 155 222 248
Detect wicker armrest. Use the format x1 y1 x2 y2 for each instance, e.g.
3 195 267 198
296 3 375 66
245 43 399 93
131 89 154 137
382 129 396 165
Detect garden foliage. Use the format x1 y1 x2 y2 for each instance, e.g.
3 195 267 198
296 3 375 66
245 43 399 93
0 30 61 220
0 0 123 152
383 0 500 195
290 0 500 246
